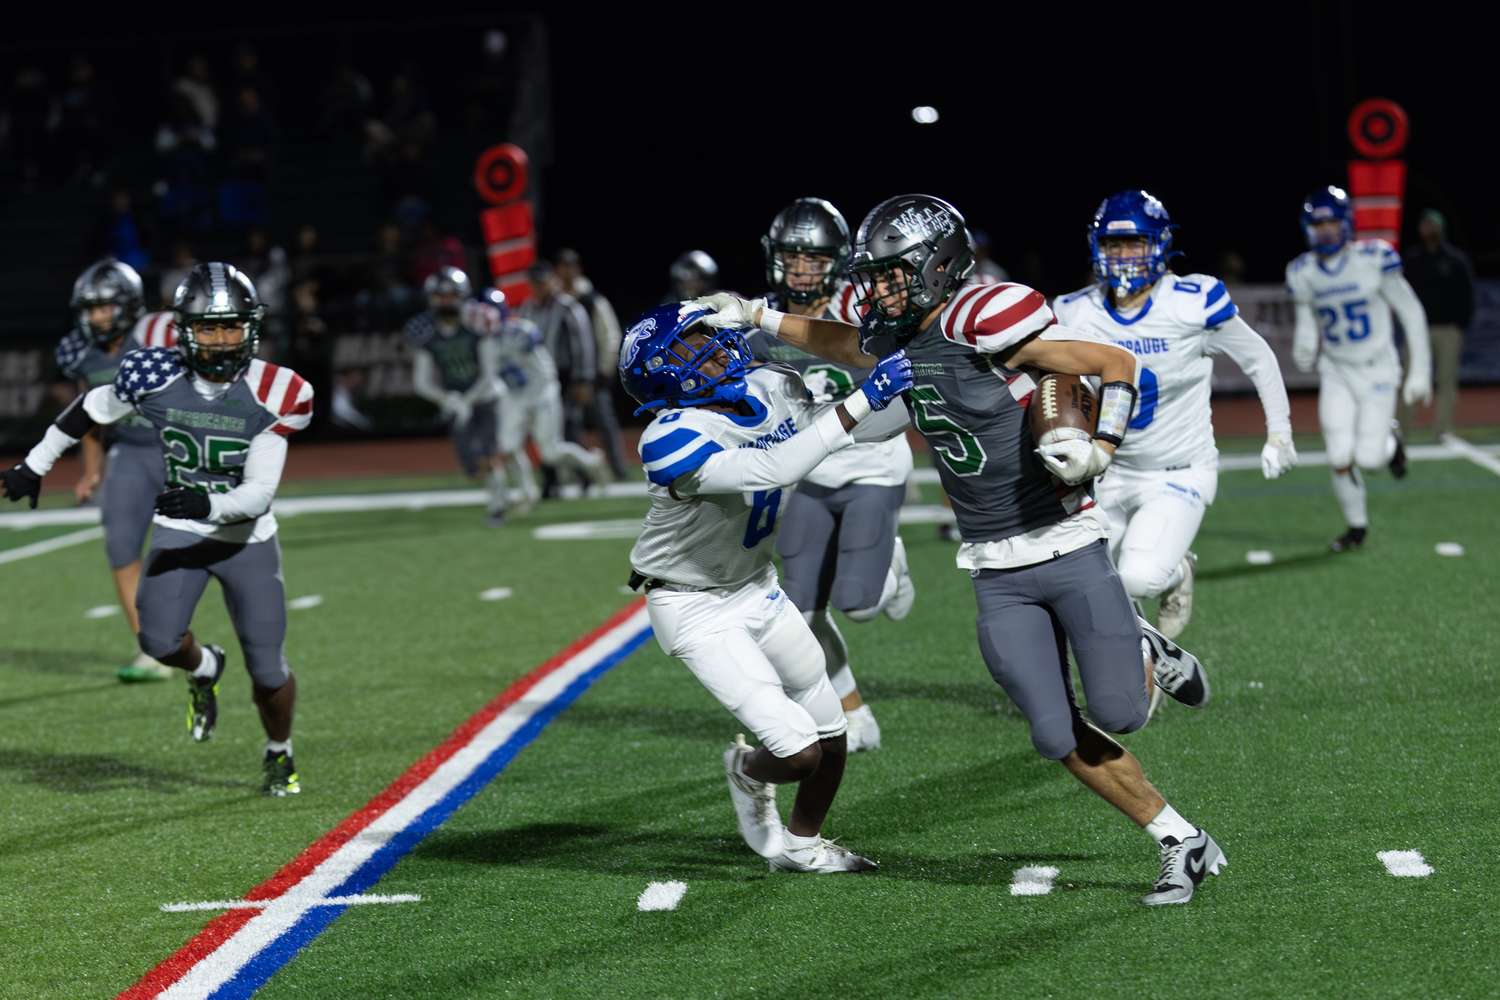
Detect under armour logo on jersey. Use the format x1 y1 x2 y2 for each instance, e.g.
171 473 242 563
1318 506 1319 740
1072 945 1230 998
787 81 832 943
889 206 956 242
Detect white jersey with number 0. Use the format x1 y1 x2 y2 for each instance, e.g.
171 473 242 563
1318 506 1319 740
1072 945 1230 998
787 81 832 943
1053 273 1261 472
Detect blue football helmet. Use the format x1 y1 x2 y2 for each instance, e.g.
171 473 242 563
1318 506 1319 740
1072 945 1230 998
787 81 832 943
1301 185 1352 254
618 303 755 416
478 286 511 320
1088 190 1177 294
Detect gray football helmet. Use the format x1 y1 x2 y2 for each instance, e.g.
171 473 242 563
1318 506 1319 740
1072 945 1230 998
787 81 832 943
669 250 718 299
424 265 473 312
173 262 266 380
762 198 850 305
848 194 976 339
70 259 145 345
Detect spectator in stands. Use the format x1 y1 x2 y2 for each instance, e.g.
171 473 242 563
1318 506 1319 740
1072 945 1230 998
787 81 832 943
219 86 276 228
155 92 215 232
172 54 219 131
409 219 467 287
57 53 113 185
158 238 198 307
236 228 290 317
356 220 420 330
1218 250 1248 287
318 63 373 143
229 42 276 110
289 225 332 433
555 248 628 479
465 29 517 139
7 65 55 184
1402 209 1476 441
971 230 1010 283
90 188 157 272
364 65 435 160
522 261 597 491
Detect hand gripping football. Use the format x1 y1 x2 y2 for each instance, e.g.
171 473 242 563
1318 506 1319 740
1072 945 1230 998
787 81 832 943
1030 373 1098 446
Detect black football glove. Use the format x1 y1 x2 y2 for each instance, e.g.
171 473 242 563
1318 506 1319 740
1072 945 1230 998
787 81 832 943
2 463 41 509
155 486 213 520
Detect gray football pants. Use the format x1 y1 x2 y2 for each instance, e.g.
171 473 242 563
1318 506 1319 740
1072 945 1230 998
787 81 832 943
100 442 166 569
973 539 1148 760
776 481 905 614
136 527 290 689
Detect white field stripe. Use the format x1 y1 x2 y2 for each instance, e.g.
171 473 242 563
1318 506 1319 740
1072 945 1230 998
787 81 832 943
0 525 104 563
161 894 421 912
1009 865 1059 896
158 605 651 1000
1377 850 1434 877
532 504 959 541
637 881 688 911
1440 434 1500 476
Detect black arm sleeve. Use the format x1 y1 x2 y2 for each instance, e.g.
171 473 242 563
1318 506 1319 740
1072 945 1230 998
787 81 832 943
56 393 98 439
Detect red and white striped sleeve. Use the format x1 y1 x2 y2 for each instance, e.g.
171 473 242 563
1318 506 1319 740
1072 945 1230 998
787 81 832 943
131 311 179 349
247 359 315 435
825 281 866 326
939 282 1055 354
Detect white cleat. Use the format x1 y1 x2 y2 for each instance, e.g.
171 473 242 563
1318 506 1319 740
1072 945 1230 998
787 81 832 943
723 735 783 858
1142 828 1226 904
844 704 882 752
769 837 878 873
882 536 915 621
1155 552 1196 639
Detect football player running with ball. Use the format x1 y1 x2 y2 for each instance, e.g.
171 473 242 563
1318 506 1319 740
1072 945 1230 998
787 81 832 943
1287 186 1431 551
55 259 181 681
1053 191 1295 640
5 263 312 796
691 194 1223 905
744 198 916 751
621 302 914 872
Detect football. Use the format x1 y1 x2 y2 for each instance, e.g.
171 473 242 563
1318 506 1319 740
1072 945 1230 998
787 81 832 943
1030 373 1098 446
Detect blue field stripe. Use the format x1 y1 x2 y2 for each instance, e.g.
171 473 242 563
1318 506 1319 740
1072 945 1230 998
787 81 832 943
203 623 655 1000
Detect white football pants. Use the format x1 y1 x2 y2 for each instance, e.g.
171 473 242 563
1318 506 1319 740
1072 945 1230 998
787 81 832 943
498 382 603 500
1319 354 1399 470
646 566 846 757
1097 464 1218 600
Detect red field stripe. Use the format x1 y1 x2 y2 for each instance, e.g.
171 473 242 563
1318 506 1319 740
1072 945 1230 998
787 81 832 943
116 909 259 1000
115 597 647 998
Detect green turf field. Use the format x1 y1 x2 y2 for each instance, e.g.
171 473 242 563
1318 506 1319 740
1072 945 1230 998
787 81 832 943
2 455 1496 999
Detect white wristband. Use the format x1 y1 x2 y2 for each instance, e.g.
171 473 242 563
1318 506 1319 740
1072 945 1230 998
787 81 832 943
758 308 785 336
841 388 872 423
24 424 82 478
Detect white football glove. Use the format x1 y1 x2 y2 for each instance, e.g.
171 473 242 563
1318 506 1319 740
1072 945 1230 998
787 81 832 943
1035 438 1113 486
1402 372 1433 408
1260 430 1298 480
1292 344 1318 373
682 294 765 330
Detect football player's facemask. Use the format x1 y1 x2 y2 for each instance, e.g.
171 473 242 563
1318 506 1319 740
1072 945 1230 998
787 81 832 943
70 259 145 345
173 262 265 380
425 266 472 316
1088 189 1177 295
618 303 754 416
849 194 975 342
1301 185 1353 255
762 197 851 305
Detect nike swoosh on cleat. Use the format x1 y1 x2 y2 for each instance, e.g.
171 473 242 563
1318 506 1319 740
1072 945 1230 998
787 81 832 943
1188 846 1208 876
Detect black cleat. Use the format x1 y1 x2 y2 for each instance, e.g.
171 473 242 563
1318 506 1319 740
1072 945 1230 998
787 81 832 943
262 750 300 797
1389 437 1408 479
186 645 226 742
1140 619 1210 709
1330 527 1367 552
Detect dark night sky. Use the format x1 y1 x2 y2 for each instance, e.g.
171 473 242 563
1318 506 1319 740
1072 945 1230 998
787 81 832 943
11 2 1499 328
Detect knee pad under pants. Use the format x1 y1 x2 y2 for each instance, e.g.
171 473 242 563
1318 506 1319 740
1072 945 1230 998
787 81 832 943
1320 365 1395 470
136 529 290 688
100 443 166 569
972 542 1148 759
648 576 845 757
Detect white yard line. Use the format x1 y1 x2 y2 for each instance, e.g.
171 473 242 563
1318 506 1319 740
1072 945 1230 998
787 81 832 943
0 526 104 564
161 894 421 913
1377 850 1434 877
1009 866 1059 896
1440 434 1500 476
636 881 688 911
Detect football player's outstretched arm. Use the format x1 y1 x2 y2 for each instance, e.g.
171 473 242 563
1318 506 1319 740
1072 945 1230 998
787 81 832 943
687 294 874 368
2 386 133 507
1206 316 1297 478
1381 271 1433 406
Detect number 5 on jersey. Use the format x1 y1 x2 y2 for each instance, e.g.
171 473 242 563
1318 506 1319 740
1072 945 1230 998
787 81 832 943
162 428 251 492
908 385 986 476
